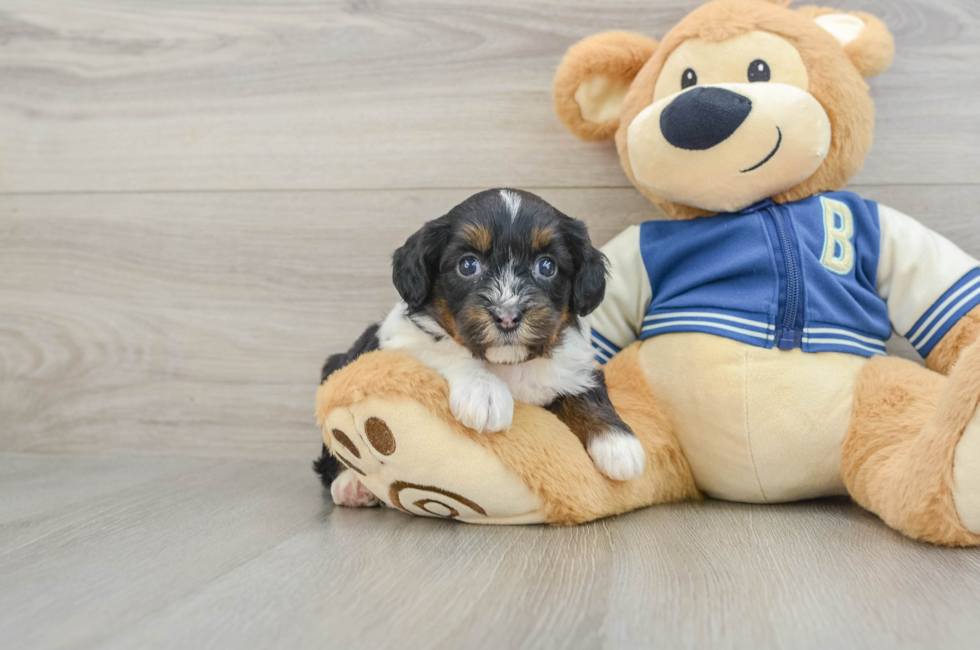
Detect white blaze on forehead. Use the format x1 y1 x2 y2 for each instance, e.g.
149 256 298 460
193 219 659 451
499 190 522 221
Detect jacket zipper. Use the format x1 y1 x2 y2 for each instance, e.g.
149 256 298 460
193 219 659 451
768 206 801 350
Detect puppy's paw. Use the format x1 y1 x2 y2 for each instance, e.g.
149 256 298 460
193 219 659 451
588 429 646 481
330 469 379 508
449 374 514 433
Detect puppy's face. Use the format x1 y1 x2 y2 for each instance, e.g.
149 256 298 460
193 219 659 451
392 189 607 363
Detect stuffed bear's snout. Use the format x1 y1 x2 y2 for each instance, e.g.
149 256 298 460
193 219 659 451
626 82 831 213
660 87 753 151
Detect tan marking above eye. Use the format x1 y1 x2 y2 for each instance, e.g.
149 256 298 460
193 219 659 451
364 416 396 456
531 227 553 249
332 428 360 459
653 31 810 102
461 224 492 252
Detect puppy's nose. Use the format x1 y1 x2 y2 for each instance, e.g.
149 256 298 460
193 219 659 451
491 308 523 332
660 86 752 150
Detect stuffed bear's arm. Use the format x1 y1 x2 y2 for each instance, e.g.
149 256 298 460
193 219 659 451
590 225 650 364
876 204 980 373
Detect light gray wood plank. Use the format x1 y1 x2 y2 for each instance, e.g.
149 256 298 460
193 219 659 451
0 452 220 551
1 0 978 193
2 453 980 650
1 185 976 458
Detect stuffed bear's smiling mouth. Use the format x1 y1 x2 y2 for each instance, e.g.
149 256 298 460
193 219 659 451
740 126 782 173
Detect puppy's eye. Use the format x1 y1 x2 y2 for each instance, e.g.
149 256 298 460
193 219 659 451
535 257 556 279
681 68 697 89
748 59 770 82
457 256 481 277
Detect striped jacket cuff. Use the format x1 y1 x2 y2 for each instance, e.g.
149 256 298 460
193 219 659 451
640 310 775 347
802 326 887 357
906 268 980 357
591 330 621 365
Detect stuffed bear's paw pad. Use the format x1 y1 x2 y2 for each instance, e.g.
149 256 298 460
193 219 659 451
331 469 379 508
588 430 646 481
449 375 514 433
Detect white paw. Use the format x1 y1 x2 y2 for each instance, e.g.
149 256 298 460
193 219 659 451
449 374 514 433
588 429 646 481
330 469 379 508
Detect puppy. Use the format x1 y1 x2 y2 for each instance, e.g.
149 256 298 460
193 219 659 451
315 189 645 507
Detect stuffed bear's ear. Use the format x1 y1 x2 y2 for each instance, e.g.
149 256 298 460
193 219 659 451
553 31 659 142
799 7 895 78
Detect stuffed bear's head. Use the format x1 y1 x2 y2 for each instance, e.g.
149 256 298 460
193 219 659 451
553 0 894 219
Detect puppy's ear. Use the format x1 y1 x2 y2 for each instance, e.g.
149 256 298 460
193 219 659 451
553 31 659 142
559 216 608 316
392 216 451 310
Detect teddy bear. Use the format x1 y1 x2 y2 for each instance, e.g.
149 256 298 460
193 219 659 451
316 0 980 546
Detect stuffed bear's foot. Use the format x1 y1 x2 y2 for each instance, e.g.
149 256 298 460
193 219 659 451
331 469 379 508
844 340 980 546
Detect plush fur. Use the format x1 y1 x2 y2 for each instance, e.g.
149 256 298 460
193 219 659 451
553 31 660 142
545 0 980 542
844 340 980 546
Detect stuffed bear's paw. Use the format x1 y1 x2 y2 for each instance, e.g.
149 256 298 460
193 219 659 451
331 469 379 508
587 429 646 481
449 373 514 433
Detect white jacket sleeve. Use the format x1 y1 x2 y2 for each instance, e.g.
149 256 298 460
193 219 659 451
590 225 652 364
876 204 980 358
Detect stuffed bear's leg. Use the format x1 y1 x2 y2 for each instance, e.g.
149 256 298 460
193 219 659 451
842 340 980 546
317 345 699 525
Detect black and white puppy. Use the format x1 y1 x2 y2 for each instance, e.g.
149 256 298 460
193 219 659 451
316 189 645 507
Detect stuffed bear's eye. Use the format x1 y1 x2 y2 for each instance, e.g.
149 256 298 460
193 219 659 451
748 59 771 82
458 256 481 277
535 257 556 279
681 68 698 89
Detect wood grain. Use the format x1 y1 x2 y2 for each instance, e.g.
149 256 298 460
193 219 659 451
2 185 976 459
2 453 980 650
1 0 978 193
2 2 980 647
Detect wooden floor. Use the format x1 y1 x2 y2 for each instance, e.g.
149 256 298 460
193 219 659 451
3 453 980 650
2 0 980 648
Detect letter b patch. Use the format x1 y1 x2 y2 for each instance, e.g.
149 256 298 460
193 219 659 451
820 197 855 275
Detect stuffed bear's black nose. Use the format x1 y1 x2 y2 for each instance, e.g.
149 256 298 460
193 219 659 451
659 87 752 150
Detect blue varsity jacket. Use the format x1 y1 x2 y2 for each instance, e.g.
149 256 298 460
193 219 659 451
590 191 980 364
